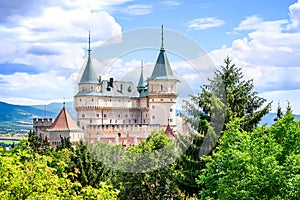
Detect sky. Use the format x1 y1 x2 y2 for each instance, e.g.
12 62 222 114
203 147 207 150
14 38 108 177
0 0 299 113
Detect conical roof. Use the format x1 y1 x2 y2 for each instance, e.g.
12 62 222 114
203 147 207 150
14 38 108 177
150 25 176 80
150 48 175 80
165 123 174 137
137 61 146 90
48 106 81 132
79 56 98 84
79 32 98 84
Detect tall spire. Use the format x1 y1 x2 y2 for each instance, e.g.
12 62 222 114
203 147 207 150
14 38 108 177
78 31 98 84
137 60 145 93
161 25 164 50
88 30 92 57
150 25 177 80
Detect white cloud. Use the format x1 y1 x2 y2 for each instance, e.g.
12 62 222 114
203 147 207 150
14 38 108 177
187 17 225 30
162 0 181 7
0 71 78 104
125 4 152 15
286 0 300 32
209 2 300 113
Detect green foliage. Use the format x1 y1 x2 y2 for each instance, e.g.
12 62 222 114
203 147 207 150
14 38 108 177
71 140 109 188
111 130 182 199
0 148 118 199
197 112 300 199
174 133 206 198
56 136 73 151
189 56 271 135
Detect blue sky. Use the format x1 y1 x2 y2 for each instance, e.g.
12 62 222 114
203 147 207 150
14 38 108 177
0 0 299 113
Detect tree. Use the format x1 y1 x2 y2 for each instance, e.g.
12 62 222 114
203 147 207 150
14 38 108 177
0 147 119 199
195 56 271 133
56 136 73 151
112 130 181 199
274 102 283 121
174 134 206 198
197 111 300 199
71 140 109 188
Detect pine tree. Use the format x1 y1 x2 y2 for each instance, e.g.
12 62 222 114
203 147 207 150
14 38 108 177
274 102 283 121
196 56 271 133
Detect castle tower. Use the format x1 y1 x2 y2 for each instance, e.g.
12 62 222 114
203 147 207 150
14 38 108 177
74 32 100 131
147 25 179 129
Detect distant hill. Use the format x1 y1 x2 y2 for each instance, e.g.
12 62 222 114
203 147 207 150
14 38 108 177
260 112 300 125
0 101 76 135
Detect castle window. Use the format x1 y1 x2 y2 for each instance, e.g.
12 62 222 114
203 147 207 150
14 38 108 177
90 119 92 124
110 99 111 102
152 105 155 109
160 99 163 101
170 108 173 112
96 114 100 117
161 85 163 91
115 119 117 123
104 114 107 118
80 99 81 102
82 126 84 130
118 114 121 118
91 86 93 90
82 114 85 118
92 98 94 102
110 119 112 124
152 99 154 102
170 118 173 122
152 116 155 119
125 114 128 118
170 99 173 101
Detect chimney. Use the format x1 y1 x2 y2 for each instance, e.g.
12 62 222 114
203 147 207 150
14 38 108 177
109 77 114 88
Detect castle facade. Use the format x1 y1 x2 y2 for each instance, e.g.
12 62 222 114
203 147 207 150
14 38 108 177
74 27 179 145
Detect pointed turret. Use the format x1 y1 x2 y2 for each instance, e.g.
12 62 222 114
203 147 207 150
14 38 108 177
150 25 176 80
78 31 98 84
137 60 146 93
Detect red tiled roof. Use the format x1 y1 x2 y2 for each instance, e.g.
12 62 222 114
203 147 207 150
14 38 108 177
48 107 81 131
165 124 174 137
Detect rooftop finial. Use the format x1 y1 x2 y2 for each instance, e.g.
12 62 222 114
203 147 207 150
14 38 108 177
88 30 92 56
161 24 164 50
63 97 66 108
141 60 144 71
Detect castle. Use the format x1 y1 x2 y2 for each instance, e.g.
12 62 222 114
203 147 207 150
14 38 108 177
34 26 179 147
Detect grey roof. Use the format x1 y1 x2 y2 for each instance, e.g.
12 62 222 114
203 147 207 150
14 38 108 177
137 69 145 89
79 55 99 84
75 80 140 98
150 48 176 80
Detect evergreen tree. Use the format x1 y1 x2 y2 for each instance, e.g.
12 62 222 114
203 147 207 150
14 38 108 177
274 102 283 121
194 56 271 133
56 136 73 151
71 140 108 188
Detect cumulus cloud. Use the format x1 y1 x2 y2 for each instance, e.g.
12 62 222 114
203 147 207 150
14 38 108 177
209 1 300 113
0 71 78 104
187 17 225 30
286 0 300 32
0 0 126 105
